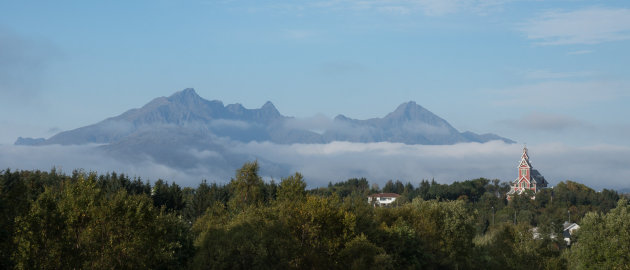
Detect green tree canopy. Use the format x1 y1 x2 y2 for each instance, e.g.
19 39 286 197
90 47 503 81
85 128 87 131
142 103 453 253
229 161 264 210
277 172 307 203
571 199 630 269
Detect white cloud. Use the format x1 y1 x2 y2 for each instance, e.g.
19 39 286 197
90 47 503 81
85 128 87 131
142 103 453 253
232 140 630 190
189 149 222 159
283 114 334 134
520 7 630 45
230 140 515 186
532 143 630 189
0 144 224 186
2 140 630 190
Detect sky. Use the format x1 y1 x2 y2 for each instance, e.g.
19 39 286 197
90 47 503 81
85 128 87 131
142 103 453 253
1 0 630 188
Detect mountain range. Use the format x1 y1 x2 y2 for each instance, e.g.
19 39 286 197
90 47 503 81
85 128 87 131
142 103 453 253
17 88 512 146
15 88 513 179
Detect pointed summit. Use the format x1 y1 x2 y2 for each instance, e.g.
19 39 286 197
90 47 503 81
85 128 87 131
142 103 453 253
398 101 419 109
254 101 281 121
170 88 198 98
261 101 280 115
261 101 275 110
168 88 204 107
169 88 200 100
18 89 512 147
226 103 246 115
391 101 423 115
385 101 442 124
334 114 351 121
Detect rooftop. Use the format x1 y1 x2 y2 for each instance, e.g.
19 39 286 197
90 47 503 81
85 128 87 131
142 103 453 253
368 193 401 198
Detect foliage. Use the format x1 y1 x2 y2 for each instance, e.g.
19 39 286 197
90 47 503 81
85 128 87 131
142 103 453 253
229 161 265 210
309 177 370 198
0 165 625 269
11 174 191 269
570 199 630 269
339 234 393 270
192 206 299 269
474 223 566 270
277 172 307 203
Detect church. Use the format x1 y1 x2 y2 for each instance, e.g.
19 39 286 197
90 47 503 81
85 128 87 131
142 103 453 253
507 146 548 198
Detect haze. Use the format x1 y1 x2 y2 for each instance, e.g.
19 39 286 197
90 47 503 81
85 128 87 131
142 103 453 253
1 1 629 189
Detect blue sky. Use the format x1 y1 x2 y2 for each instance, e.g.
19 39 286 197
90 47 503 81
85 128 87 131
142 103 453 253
1 1 630 188
1 0 630 146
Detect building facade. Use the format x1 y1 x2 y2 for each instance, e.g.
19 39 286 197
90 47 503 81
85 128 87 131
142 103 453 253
563 222 580 246
367 193 400 206
507 146 548 198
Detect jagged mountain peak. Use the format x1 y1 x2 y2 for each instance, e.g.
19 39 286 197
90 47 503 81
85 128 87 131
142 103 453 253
167 88 204 105
333 102 427 123
170 88 198 98
261 101 275 110
384 101 452 127
398 100 419 109
260 101 281 116
333 114 351 121
16 89 513 147
225 103 246 114
388 101 429 118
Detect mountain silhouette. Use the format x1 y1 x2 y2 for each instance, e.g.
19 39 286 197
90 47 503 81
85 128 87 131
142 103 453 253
15 88 513 176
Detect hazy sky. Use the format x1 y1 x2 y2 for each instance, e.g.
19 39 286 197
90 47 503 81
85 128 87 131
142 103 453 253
1 0 628 146
1 1 630 188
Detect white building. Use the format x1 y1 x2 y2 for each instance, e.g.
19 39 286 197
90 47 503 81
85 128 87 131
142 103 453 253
367 193 400 206
563 222 580 246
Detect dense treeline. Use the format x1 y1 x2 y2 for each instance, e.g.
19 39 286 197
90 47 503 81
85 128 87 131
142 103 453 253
0 163 626 269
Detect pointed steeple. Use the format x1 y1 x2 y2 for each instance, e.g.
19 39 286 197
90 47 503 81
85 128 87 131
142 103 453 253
507 145 548 199
519 145 530 169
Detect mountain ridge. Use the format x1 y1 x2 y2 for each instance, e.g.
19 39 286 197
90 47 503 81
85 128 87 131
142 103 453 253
16 88 514 146
14 88 514 179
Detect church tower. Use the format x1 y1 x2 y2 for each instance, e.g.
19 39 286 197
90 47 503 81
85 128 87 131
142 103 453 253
508 146 548 198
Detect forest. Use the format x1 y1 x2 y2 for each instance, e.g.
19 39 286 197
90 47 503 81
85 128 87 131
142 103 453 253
1 161 628 269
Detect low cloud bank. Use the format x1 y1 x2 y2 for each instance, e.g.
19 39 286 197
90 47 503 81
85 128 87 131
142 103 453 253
227 140 630 190
0 144 212 185
1 141 629 190
234 141 518 187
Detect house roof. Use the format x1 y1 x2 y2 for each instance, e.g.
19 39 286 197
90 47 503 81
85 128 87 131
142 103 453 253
368 193 400 198
511 147 548 187
530 169 549 186
563 222 579 231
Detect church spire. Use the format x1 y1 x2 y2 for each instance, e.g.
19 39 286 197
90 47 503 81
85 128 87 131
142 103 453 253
508 145 548 199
